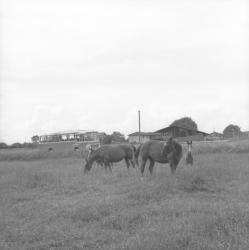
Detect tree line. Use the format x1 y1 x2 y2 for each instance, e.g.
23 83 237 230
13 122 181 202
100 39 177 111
169 117 243 138
0 131 127 149
0 142 37 149
0 117 246 149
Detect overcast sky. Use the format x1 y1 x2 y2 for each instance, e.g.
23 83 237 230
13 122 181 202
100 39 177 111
0 0 248 143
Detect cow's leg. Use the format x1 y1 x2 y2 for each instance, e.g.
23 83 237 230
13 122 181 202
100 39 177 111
104 161 112 172
148 158 155 175
140 157 147 176
125 158 130 168
104 163 108 171
170 153 183 174
108 163 112 172
101 158 110 172
170 161 177 174
129 157 135 168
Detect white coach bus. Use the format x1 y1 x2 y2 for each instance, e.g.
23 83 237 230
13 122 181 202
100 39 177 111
38 130 104 153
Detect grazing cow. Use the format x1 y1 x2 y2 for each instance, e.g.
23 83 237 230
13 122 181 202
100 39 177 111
135 138 183 176
84 144 136 173
85 144 112 170
186 141 193 166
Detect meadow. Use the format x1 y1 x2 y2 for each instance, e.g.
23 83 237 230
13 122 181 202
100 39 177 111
0 140 249 250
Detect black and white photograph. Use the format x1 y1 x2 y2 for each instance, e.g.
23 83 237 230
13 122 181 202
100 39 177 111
0 0 249 249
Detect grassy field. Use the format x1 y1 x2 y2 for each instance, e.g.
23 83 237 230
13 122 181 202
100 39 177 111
1 139 249 161
1 141 249 249
0 148 82 161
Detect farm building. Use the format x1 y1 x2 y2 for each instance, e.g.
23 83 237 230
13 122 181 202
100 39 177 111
242 131 249 138
128 132 162 143
205 131 224 141
154 125 209 141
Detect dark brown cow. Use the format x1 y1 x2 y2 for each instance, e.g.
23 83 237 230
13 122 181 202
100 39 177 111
135 138 183 176
84 144 136 173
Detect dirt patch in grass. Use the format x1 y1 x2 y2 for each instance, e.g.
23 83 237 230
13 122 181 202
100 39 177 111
15 170 58 190
71 204 113 224
126 176 178 206
117 207 249 250
181 175 213 193
102 212 145 234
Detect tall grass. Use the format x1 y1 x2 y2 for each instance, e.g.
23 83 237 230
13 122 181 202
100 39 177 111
187 139 249 154
1 152 249 249
0 148 83 161
1 139 249 162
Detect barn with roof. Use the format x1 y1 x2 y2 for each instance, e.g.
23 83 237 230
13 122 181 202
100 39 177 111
205 131 224 141
128 125 209 143
154 125 209 142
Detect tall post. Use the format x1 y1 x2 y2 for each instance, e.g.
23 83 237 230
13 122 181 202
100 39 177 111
138 110 141 143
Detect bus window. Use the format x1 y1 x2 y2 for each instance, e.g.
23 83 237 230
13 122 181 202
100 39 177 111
62 135 67 141
69 134 75 140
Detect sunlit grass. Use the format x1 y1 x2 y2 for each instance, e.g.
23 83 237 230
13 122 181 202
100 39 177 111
0 150 249 249
192 139 249 154
1 139 249 162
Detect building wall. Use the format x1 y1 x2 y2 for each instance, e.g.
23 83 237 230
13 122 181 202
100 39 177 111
128 135 151 143
38 140 100 154
174 134 205 142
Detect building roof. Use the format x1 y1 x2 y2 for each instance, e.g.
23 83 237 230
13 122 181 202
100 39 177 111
128 132 161 136
155 125 209 135
209 131 223 137
40 130 97 136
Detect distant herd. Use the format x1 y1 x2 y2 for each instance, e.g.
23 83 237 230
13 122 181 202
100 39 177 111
84 138 194 176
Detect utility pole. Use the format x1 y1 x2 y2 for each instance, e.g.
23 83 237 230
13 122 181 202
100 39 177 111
138 110 141 143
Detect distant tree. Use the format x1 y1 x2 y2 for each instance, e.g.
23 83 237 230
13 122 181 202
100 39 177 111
111 131 126 143
0 142 8 149
223 124 241 138
31 135 39 143
11 142 23 148
170 117 198 131
23 142 37 148
102 134 113 144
